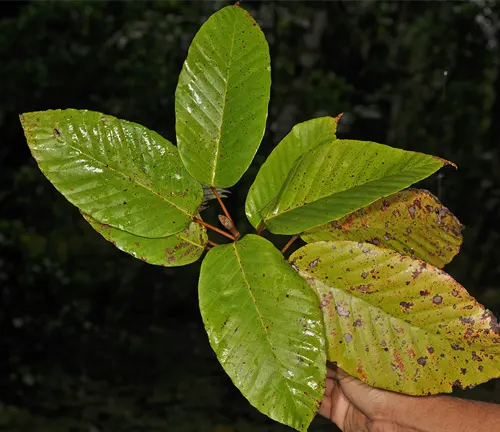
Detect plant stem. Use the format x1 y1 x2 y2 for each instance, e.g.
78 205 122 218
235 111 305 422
281 235 299 254
194 218 235 241
210 186 232 220
210 186 241 240
256 221 265 236
207 239 219 247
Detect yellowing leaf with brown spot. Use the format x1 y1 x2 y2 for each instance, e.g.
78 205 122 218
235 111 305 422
290 241 500 396
302 189 463 268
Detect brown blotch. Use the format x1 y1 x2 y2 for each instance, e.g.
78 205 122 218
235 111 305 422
400 301 414 312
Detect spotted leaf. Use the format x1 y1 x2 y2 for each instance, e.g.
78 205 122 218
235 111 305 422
83 214 207 266
199 235 326 431
261 140 454 235
290 241 500 395
302 189 463 268
175 5 271 188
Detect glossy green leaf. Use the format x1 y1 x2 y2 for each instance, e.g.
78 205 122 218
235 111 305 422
245 117 338 229
20 109 203 237
290 241 500 396
261 139 454 235
83 214 207 266
175 5 271 188
302 189 463 268
199 235 326 431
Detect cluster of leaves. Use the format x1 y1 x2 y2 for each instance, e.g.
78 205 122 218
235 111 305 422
19 5 500 431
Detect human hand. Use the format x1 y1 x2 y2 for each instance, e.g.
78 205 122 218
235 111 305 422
320 365 500 432
319 366 398 432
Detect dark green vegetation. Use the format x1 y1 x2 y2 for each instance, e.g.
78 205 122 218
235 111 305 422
1 1 500 431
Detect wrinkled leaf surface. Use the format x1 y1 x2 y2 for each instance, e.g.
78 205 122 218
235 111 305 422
83 214 207 266
261 140 454 234
246 117 338 229
20 109 202 237
199 235 326 431
302 189 463 268
290 241 500 395
176 5 271 187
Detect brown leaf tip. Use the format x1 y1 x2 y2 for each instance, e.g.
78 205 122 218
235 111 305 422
333 113 344 124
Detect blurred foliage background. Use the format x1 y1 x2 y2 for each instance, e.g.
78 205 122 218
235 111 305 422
1 1 500 431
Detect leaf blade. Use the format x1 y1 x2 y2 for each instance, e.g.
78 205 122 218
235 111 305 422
261 140 454 234
20 109 203 237
290 241 500 396
245 117 338 228
175 5 271 187
83 214 207 266
302 189 463 268
199 235 326 431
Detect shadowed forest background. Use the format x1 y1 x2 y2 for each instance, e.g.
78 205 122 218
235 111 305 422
1 1 500 431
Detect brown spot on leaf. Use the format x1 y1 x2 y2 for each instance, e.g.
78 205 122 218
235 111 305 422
393 350 405 372
336 304 350 317
355 284 377 294
420 290 430 296
432 295 443 305
308 258 320 268
417 356 427 366
400 301 414 312
344 333 353 343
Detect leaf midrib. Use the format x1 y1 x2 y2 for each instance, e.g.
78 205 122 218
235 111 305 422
60 134 193 218
210 16 237 186
231 243 301 413
263 160 441 223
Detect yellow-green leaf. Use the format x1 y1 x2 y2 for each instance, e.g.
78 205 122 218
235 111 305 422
199 235 326 431
246 117 338 229
83 214 207 266
302 189 463 268
290 241 500 396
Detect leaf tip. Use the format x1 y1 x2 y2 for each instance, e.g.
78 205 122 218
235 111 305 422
434 155 458 170
333 113 344 124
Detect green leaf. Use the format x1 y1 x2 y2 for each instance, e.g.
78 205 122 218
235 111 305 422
199 235 326 431
261 139 454 235
290 241 500 396
83 214 207 266
302 189 463 268
175 5 271 188
245 117 338 229
20 109 203 237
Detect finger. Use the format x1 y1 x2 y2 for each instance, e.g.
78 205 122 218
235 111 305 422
318 388 332 419
329 377 350 429
326 368 336 378
319 377 335 418
324 376 334 397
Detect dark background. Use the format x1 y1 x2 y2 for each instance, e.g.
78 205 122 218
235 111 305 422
1 1 500 431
